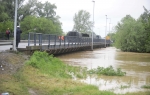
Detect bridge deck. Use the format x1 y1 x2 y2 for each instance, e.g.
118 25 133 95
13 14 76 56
0 33 112 54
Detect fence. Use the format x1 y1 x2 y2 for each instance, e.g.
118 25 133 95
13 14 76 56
0 32 29 40
0 32 13 40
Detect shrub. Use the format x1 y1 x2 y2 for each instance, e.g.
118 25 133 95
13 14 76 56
88 66 126 76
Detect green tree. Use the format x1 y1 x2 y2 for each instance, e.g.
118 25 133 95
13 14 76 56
0 0 63 35
73 10 93 33
139 7 150 52
114 7 150 53
0 0 25 32
20 1 63 35
0 21 13 33
18 0 37 22
115 15 145 52
21 16 63 35
35 1 56 19
0 0 25 22
107 32 116 45
34 1 62 28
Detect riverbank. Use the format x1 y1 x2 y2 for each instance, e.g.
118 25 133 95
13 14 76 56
0 51 149 95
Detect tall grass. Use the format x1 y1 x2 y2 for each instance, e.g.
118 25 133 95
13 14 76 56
26 51 87 79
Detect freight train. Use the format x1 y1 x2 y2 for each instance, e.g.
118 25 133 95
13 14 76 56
66 31 101 42
66 31 111 46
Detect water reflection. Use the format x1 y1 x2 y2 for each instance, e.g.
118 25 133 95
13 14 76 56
58 47 150 94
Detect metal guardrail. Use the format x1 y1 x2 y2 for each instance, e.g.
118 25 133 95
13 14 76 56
0 32 111 48
28 32 111 50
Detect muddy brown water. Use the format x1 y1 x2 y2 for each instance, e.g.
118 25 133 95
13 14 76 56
57 47 150 94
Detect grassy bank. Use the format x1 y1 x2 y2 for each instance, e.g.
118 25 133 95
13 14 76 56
0 51 115 95
0 51 149 95
0 65 116 95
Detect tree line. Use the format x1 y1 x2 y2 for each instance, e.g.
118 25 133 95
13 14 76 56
109 7 150 53
0 0 63 35
0 0 94 37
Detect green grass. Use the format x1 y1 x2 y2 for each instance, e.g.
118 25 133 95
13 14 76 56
0 73 29 95
123 91 150 95
88 66 126 76
26 51 87 79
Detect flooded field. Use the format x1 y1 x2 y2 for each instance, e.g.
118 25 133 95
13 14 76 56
57 47 150 94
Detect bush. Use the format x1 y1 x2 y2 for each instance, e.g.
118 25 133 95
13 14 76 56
88 66 126 76
141 85 150 89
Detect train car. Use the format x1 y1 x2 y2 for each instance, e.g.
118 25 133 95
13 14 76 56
66 31 91 42
93 32 97 39
66 31 82 37
81 32 91 42
96 35 101 39
86 32 97 39
81 33 90 37
66 31 102 43
66 31 81 42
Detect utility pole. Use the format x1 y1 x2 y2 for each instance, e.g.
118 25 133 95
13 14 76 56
91 0 95 51
107 18 111 40
109 18 111 41
105 15 107 48
108 18 111 34
13 0 18 51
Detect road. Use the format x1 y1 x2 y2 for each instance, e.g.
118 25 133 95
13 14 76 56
0 43 28 51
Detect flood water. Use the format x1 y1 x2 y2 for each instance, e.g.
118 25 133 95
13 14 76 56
57 47 150 94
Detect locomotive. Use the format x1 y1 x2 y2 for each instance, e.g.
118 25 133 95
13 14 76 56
66 31 112 46
66 31 101 42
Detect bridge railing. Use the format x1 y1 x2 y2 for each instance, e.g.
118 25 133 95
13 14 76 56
28 32 111 50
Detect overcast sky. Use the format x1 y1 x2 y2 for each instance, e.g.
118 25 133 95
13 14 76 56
39 0 150 37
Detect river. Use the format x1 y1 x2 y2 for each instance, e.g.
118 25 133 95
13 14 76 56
57 47 150 94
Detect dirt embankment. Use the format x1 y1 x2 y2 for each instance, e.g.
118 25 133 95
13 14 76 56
0 51 29 74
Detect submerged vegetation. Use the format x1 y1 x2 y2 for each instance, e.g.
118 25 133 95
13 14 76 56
141 85 150 89
88 66 126 76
